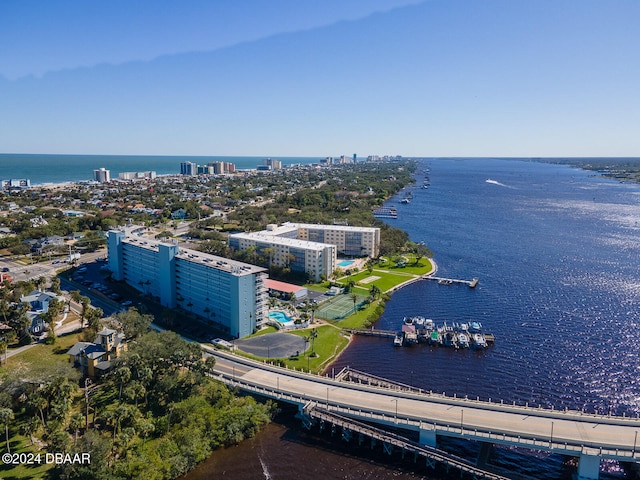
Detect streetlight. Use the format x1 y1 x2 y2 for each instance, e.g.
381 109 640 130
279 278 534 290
460 409 464 434
326 387 329 407
391 398 398 423
550 421 554 446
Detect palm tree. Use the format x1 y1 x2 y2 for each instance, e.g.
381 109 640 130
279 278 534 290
69 412 84 445
116 366 131 404
36 276 47 292
0 407 14 453
351 293 358 313
308 328 318 356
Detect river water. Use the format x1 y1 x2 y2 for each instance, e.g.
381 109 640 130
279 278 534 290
184 158 640 479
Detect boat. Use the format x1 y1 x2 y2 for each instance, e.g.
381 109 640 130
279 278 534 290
469 321 483 333
393 334 403 347
400 198 410 204
413 316 426 327
457 332 470 348
404 331 418 345
471 333 487 349
373 206 398 219
443 331 459 349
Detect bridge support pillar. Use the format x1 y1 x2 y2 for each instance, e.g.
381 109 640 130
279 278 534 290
419 424 437 447
476 441 494 468
577 452 601 480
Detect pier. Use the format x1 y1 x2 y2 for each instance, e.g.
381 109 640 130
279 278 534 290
423 275 479 288
343 327 397 339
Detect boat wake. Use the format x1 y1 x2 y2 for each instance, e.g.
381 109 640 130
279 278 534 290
486 179 511 188
259 455 272 480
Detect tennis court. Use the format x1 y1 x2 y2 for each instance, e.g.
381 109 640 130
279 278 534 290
315 294 367 320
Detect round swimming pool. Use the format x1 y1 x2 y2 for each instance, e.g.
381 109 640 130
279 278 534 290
269 311 293 324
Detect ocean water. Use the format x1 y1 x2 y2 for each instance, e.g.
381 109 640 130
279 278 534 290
0 153 321 185
185 158 640 480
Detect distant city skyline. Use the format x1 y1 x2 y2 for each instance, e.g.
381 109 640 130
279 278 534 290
1 0 639 157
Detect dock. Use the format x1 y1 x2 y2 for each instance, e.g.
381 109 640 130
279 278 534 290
423 275 479 288
344 328 397 339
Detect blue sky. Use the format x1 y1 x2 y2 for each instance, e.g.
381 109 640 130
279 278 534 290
1 0 638 157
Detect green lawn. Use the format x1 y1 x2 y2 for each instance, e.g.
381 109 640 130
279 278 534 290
340 269 413 293
1 333 82 378
258 325 349 373
0 430 55 479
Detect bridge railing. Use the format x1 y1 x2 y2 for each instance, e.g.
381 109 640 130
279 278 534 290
215 370 640 462
209 346 640 428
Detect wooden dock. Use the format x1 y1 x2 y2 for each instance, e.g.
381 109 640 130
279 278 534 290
423 276 479 288
344 328 397 339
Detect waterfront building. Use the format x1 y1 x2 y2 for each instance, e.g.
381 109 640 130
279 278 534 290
1 179 31 189
108 229 267 338
228 222 380 281
207 161 236 174
261 158 282 170
279 222 380 258
93 167 111 183
228 230 336 282
180 161 198 176
118 171 156 180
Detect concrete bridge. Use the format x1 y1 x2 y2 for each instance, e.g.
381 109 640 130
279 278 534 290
208 348 640 480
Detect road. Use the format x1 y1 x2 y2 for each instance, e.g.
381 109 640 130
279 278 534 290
209 350 640 463
0 248 107 283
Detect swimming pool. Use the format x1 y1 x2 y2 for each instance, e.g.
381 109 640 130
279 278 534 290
269 311 293 324
337 260 354 267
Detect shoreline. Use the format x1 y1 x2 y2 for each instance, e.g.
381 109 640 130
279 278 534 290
321 256 438 375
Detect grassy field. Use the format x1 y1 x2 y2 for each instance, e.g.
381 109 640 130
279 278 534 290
0 333 85 480
276 325 349 372
1 333 83 378
340 269 412 292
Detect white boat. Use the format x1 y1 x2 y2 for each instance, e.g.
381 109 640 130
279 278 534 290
393 334 403 347
457 332 470 348
413 316 426 327
471 333 487 349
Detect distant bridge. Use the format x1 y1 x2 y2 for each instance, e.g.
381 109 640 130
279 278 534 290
208 348 640 480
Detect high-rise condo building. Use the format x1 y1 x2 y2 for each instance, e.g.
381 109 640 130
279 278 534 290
93 167 111 183
180 161 198 176
108 229 267 338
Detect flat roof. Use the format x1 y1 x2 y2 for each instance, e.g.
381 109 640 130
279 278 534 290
283 222 379 233
118 228 266 276
230 231 334 251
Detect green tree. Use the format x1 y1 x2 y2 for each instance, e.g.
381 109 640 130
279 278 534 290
69 412 84 445
0 407 14 453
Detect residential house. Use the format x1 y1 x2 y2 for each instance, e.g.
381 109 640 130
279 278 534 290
66 328 127 377
20 290 65 314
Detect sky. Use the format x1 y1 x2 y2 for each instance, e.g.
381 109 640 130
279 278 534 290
1 0 639 157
